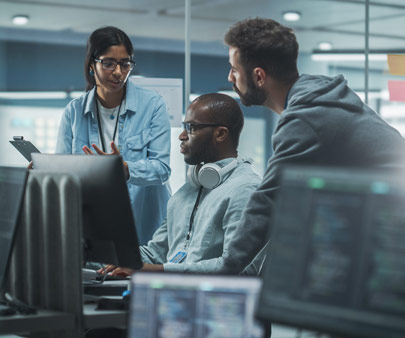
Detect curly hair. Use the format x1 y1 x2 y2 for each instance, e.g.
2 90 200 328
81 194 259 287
225 17 299 84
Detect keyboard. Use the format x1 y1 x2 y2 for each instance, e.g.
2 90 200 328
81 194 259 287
82 268 129 282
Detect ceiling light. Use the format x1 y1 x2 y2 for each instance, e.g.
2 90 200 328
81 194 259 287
309 49 403 62
282 11 301 22
318 42 333 51
0 91 67 99
311 53 386 62
12 15 29 25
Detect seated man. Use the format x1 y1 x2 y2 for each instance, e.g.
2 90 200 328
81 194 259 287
104 93 262 276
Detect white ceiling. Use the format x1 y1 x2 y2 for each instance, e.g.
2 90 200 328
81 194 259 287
0 0 404 55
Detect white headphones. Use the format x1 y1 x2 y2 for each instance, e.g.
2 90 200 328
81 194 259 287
187 159 239 189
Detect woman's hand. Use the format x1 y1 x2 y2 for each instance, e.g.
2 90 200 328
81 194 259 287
82 141 129 179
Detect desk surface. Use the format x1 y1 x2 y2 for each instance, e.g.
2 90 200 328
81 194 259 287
83 303 127 329
0 309 75 334
0 281 130 335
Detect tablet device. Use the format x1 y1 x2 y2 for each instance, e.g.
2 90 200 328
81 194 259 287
9 136 40 162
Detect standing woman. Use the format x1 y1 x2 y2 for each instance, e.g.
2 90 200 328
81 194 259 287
56 26 171 245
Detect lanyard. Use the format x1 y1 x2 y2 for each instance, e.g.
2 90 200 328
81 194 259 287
185 186 204 248
94 90 125 152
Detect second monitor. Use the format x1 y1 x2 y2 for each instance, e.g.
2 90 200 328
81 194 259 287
32 153 143 270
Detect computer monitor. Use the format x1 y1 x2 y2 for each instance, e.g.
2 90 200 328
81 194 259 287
256 165 405 338
31 154 143 270
128 272 265 338
0 167 27 294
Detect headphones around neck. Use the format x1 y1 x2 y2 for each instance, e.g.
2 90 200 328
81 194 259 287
187 159 239 189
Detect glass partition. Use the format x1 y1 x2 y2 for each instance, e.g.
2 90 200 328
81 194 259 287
1 0 404 189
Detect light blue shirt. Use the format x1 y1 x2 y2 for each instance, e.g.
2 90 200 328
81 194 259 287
56 77 171 245
140 159 262 273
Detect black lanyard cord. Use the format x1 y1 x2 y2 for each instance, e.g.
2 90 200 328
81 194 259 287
94 89 125 152
186 186 204 242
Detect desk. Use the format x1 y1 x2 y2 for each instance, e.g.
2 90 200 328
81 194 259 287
0 281 130 337
83 304 127 329
0 305 128 337
83 280 129 329
0 309 75 335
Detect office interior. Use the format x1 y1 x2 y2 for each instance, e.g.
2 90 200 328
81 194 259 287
0 0 405 337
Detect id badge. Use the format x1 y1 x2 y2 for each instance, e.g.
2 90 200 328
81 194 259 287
169 251 187 263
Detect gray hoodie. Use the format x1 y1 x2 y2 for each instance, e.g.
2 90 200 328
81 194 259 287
220 73 405 274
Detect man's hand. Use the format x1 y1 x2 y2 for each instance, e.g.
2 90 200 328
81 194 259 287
82 142 129 179
97 265 134 277
97 264 117 274
141 263 164 272
97 263 164 277
109 267 135 277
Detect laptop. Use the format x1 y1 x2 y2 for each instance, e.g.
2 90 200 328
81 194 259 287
0 167 28 314
127 272 265 338
256 165 405 338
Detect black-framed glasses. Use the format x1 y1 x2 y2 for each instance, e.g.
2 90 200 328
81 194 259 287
94 58 135 72
181 122 225 134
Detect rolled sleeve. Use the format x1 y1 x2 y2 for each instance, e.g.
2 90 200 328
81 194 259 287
127 98 171 186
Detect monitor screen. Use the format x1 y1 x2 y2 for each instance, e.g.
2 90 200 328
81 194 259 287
32 154 142 270
0 167 27 292
128 272 265 338
256 165 405 338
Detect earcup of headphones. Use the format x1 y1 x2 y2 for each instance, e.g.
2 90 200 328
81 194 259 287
187 159 239 190
198 163 223 189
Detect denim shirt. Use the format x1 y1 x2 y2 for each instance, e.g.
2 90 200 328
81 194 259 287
56 77 171 245
139 158 262 273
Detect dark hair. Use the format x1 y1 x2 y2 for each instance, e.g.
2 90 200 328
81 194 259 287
84 26 134 91
193 93 244 148
225 17 299 84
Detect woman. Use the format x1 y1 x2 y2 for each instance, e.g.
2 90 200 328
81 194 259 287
56 26 171 245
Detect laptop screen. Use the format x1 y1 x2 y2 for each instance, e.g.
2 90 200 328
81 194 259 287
0 167 27 292
257 165 405 338
128 272 264 338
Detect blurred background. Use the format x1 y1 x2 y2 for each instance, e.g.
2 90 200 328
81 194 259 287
1 0 405 193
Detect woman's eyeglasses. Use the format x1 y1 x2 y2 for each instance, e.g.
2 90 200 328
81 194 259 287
94 58 135 72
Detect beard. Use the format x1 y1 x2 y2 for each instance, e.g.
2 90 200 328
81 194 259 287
233 75 267 107
184 149 216 165
183 142 218 166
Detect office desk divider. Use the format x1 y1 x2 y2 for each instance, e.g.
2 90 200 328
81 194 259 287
7 171 83 338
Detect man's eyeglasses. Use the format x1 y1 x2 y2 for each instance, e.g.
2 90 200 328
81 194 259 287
182 122 225 134
94 58 135 72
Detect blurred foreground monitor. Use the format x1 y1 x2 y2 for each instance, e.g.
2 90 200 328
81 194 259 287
128 272 265 338
257 165 405 338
